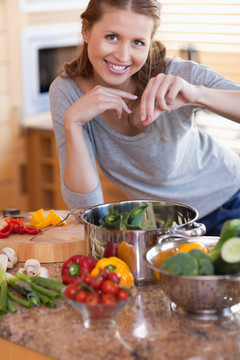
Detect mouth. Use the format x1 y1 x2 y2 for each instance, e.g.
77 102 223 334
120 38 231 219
104 59 130 72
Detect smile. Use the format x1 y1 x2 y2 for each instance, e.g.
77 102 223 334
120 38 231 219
104 60 129 72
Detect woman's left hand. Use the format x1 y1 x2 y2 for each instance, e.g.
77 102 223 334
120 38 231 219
140 74 197 125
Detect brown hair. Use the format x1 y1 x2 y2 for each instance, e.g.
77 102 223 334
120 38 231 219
64 0 166 96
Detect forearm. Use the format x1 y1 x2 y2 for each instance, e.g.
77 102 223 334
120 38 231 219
195 86 240 123
63 120 98 194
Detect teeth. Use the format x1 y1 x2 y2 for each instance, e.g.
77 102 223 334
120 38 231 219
107 61 127 71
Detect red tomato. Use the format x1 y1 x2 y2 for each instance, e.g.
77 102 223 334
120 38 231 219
106 272 121 284
98 268 109 280
75 289 88 302
85 293 99 304
82 274 93 286
102 293 116 304
90 275 104 291
64 283 79 300
116 288 130 301
101 280 119 295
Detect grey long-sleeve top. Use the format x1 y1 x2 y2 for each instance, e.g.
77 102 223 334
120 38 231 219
49 57 240 218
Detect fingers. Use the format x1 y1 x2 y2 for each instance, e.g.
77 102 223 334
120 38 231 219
72 86 138 124
97 87 136 118
140 74 183 125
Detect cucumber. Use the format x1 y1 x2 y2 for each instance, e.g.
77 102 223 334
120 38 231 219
221 237 240 263
213 237 240 275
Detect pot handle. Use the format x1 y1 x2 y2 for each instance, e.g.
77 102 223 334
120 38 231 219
70 207 90 224
174 221 206 237
156 222 206 244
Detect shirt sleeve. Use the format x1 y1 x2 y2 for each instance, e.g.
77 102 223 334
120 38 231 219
49 75 104 210
166 57 240 90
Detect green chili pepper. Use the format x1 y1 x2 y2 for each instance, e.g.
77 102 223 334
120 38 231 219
126 204 149 230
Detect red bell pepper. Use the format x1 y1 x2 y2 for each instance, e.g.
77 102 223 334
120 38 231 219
61 255 97 285
103 241 118 258
0 223 12 238
24 226 42 235
5 218 25 234
0 218 42 238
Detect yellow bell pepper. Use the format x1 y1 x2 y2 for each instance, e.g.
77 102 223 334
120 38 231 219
117 241 137 275
30 209 67 229
91 256 134 288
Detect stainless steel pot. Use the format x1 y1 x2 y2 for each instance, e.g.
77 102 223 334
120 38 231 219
78 200 206 285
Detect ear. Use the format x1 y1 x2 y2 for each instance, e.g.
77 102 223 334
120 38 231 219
82 20 90 43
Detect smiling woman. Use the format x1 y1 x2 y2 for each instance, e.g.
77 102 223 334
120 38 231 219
49 0 240 237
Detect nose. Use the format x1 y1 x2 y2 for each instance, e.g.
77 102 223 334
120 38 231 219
114 42 130 63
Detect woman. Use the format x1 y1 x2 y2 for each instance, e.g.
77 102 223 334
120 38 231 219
50 0 240 236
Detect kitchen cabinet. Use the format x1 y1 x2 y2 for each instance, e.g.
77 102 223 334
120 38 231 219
26 129 67 211
26 129 128 211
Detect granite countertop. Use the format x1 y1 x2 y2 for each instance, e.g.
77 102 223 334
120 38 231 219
1 262 240 360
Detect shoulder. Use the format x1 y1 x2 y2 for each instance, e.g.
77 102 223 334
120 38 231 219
49 73 77 95
49 73 83 107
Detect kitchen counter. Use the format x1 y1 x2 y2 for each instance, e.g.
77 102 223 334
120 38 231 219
1 266 240 359
1 216 240 360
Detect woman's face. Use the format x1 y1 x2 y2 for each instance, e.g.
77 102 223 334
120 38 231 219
82 7 153 89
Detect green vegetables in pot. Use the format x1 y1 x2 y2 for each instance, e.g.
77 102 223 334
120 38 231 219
125 204 150 230
99 213 124 229
99 203 155 230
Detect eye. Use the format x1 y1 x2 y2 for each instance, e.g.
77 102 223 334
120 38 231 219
133 40 145 47
106 34 118 41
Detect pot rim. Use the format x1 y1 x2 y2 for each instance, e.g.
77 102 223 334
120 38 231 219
79 199 199 232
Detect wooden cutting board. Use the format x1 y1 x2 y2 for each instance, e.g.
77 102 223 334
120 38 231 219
0 211 88 263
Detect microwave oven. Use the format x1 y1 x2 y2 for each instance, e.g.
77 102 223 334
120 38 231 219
21 22 82 116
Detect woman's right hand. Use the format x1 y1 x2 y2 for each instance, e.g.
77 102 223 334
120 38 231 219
64 85 138 127
62 84 137 195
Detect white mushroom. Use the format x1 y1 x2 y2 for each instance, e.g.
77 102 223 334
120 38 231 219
24 259 41 276
37 267 49 278
0 253 8 270
2 247 18 269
